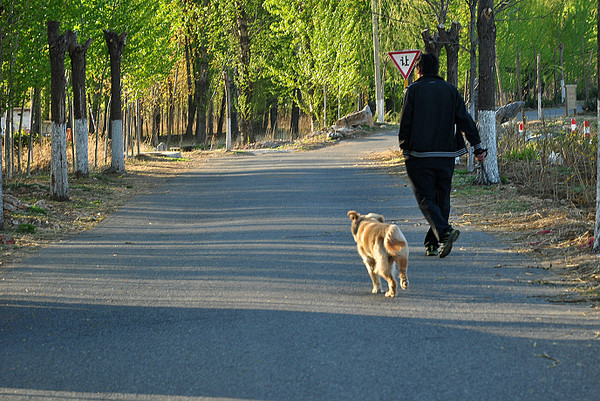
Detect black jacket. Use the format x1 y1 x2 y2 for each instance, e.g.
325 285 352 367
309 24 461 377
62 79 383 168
398 74 483 159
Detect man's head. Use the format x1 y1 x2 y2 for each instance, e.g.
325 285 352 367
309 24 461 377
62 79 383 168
415 53 439 76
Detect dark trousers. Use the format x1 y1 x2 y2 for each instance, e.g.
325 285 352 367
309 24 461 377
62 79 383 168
405 157 455 248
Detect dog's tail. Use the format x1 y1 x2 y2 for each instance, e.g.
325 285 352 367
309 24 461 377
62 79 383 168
384 225 407 255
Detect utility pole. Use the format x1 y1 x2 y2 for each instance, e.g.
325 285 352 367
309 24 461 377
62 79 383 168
371 0 384 123
593 0 600 252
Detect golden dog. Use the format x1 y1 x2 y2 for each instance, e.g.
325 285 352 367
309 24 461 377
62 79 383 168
347 211 409 297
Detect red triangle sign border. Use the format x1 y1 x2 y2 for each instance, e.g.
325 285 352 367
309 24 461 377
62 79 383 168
388 50 421 80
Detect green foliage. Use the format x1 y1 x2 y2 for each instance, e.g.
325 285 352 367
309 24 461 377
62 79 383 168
506 144 538 162
17 223 36 233
0 0 596 142
263 0 372 127
494 0 597 104
12 130 39 149
26 205 47 215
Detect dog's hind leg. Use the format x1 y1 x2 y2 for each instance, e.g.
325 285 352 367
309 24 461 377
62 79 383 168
363 258 382 294
381 270 397 298
378 258 397 297
396 256 409 290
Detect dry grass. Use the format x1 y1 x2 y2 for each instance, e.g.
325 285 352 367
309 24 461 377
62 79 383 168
1 137 214 268
499 119 597 207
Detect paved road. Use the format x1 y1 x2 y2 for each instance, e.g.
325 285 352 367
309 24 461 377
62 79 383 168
1 131 599 401
524 104 584 121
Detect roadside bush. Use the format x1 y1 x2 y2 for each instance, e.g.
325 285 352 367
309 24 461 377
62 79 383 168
499 118 597 207
17 223 36 234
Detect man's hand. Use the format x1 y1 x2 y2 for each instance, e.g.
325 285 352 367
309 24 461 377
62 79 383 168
474 149 487 163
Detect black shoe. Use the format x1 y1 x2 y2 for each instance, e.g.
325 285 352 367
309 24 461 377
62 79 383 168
426 245 438 256
439 229 460 258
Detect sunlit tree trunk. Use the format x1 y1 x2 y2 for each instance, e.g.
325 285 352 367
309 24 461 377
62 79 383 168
475 0 500 185
67 31 92 177
48 21 70 200
103 29 127 174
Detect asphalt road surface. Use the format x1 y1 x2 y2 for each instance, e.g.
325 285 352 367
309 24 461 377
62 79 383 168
1 130 599 401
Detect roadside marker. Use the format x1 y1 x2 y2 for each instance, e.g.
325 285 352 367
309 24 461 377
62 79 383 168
584 120 590 137
571 118 576 133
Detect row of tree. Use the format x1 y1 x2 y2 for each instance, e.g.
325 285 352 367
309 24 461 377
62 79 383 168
0 0 597 191
1 0 595 140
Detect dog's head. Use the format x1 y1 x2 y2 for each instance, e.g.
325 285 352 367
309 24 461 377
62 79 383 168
347 210 385 237
348 210 384 223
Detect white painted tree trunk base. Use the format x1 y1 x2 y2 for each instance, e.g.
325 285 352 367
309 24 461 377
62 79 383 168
476 110 500 184
110 120 125 174
74 118 89 177
51 122 69 200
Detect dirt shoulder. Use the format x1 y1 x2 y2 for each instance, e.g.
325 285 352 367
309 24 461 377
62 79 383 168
2 127 599 306
0 149 217 269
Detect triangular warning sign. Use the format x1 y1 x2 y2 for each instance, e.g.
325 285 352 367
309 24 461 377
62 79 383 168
388 50 421 80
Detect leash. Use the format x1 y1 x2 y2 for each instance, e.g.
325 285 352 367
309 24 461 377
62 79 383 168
475 149 493 184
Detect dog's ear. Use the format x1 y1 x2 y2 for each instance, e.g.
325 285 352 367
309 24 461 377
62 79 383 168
347 210 360 221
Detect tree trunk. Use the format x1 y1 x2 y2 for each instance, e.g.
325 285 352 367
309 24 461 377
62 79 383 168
467 0 477 121
592 0 600 252
224 70 232 151
553 48 558 105
476 0 500 185
47 21 70 200
67 31 92 177
103 29 127 174
217 90 225 136
195 104 206 145
27 87 42 173
439 21 461 87
371 0 384 123
17 100 25 173
229 73 240 143
291 88 300 139
421 28 443 56
207 96 214 146
582 35 589 107
559 43 565 102
235 1 254 144
516 45 524 122
194 43 209 146
0 4 5 228
167 69 178 150
495 56 505 106
136 99 141 155
152 101 160 147
269 98 278 138
537 53 542 120
184 34 196 139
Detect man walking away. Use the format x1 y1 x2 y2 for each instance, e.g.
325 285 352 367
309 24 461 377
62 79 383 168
398 53 486 258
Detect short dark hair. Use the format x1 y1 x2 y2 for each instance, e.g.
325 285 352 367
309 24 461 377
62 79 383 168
416 53 439 75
